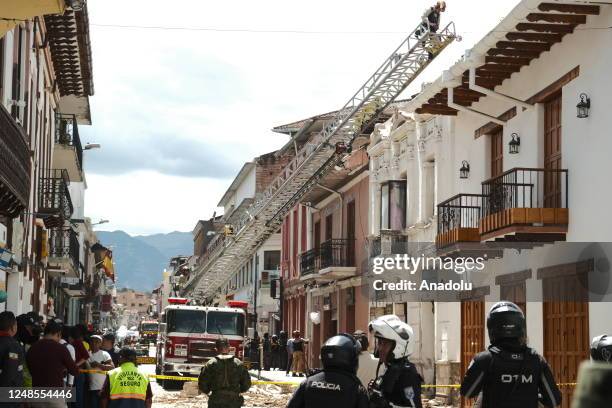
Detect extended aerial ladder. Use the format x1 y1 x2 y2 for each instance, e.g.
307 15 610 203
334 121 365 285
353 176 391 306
183 19 458 302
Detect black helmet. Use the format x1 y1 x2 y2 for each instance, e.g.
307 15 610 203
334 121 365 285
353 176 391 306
487 301 526 344
320 333 361 373
591 335 612 362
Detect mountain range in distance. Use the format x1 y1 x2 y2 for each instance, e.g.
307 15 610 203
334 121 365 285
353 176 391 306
95 230 193 292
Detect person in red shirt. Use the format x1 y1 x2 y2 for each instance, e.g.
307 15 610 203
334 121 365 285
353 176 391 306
26 320 79 387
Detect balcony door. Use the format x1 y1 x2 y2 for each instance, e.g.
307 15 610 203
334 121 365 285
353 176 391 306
544 93 562 207
325 214 333 241
490 129 503 178
346 201 356 267
314 221 321 250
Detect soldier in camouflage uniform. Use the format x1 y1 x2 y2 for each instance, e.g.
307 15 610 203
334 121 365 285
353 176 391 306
198 339 251 408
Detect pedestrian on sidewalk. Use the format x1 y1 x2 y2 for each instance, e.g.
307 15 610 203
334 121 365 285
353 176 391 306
279 331 289 372
290 331 306 377
26 320 80 408
88 335 114 408
102 333 120 367
0 311 25 395
72 326 91 408
285 332 294 376
270 334 281 370
198 339 251 408
99 348 152 408
262 333 271 370
60 325 77 388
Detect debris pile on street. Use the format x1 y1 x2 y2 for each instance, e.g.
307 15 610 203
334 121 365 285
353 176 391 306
152 382 293 408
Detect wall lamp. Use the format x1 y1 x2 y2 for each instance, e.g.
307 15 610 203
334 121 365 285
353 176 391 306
577 93 590 118
459 160 470 179
509 133 520 154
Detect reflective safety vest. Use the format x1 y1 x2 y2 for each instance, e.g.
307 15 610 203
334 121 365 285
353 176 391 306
108 362 149 408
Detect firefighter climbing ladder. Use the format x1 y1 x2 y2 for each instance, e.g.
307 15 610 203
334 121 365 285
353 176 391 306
184 20 458 301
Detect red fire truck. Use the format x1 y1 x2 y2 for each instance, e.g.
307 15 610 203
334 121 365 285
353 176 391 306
155 298 247 389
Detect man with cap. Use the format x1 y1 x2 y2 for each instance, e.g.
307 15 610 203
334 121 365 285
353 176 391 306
100 348 152 408
198 338 251 408
286 333 369 408
0 311 24 394
88 335 114 408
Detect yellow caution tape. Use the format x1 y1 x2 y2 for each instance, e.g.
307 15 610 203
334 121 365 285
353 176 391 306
79 369 577 388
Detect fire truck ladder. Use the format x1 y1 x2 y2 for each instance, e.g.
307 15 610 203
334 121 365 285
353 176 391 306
184 20 457 302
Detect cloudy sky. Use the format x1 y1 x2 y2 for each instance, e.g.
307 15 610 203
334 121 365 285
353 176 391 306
82 0 517 236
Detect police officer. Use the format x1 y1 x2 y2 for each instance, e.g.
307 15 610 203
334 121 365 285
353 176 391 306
99 348 153 408
590 334 612 362
0 311 24 390
368 315 423 408
460 301 562 408
198 339 251 408
286 333 368 408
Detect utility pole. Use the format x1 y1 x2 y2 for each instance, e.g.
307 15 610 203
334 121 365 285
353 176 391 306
253 255 258 334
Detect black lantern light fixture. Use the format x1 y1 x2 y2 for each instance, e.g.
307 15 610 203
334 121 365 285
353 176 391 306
576 93 590 118
459 160 470 179
509 133 520 154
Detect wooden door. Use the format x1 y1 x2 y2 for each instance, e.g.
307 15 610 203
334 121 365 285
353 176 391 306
490 129 504 178
311 322 321 369
544 93 562 207
347 201 356 266
543 275 589 408
461 300 485 408
314 221 321 249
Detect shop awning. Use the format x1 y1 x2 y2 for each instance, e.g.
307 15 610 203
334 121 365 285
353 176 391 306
0 0 65 37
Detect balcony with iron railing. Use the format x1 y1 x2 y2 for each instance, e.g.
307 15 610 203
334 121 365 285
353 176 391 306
480 168 568 241
48 227 80 277
437 193 486 248
299 238 356 280
38 169 73 221
54 114 84 181
434 168 569 252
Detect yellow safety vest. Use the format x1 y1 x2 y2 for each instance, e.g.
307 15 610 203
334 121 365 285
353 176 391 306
108 362 149 404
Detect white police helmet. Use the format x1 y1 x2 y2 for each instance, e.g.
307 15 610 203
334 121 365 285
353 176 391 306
368 314 414 360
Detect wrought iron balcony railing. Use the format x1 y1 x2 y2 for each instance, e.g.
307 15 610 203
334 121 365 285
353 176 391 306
481 167 568 216
55 114 83 171
320 239 356 269
38 169 73 220
48 227 80 271
299 247 319 277
437 194 486 235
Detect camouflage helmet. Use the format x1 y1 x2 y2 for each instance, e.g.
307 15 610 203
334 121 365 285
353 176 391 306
572 361 612 408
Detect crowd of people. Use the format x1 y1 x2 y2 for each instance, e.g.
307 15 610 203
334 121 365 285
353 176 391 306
244 330 308 376
2 301 611 408
0 311 152 408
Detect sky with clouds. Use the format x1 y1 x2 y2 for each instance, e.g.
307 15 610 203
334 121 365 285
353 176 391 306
82 0 518 236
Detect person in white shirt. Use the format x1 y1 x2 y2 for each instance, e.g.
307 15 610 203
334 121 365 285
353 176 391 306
87 335 114 408
60 326 76 387
353 330 385 387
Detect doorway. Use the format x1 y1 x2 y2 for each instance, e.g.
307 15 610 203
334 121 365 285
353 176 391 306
461 300 485 408
544 93 562 207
